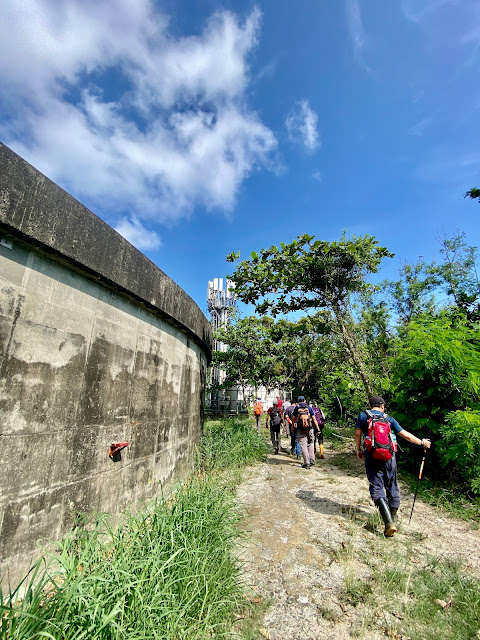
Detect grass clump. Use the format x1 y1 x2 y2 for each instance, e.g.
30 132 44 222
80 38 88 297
201 415 268 474
1 415 266 639
349 551 480 640
400 471 480 522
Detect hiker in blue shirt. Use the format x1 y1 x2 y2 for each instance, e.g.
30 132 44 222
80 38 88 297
355 395 431 537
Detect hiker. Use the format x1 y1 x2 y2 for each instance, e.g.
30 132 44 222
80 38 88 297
311 402 326 459
267 403 284 454
282 398 292 436
284 400 300 455
355 395 431 537
291 396 318 469
253 397 264 433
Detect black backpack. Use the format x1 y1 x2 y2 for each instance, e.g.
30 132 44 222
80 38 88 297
270 407 282 428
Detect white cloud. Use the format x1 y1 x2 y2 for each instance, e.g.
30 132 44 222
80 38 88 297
285 101 320 152
0 1 276 228
115 216 161 251
401 0 458 24
407 117 435 137
312 170 323 183
345 0 371 73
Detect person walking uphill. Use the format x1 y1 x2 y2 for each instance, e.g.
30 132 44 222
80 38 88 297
312 402 325 459
292 396 318 469
355 395 431 537
253 398 264 434
267 403 284 454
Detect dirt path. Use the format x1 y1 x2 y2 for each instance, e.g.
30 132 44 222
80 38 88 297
236 434 480 640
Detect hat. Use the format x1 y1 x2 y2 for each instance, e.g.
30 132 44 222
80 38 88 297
298 395 305 402
370 395 386 407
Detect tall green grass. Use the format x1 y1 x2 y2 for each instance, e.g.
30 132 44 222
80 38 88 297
200 415 267 474
1 416 266 639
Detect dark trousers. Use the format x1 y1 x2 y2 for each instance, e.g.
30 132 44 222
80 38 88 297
270 427 281 450
364 454 400 509
290 429 301 456
316 426 324 445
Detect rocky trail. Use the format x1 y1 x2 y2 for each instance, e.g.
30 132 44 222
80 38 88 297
236 433 480 640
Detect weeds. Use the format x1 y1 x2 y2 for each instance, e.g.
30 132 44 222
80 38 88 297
200 415 268 475
400 472 480 522
348 549 480 640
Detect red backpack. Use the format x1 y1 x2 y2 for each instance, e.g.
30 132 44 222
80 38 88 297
364 410 397 461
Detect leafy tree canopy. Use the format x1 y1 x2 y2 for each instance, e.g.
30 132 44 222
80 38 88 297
465 187 480 203
227 232 393 398
227 233 394 316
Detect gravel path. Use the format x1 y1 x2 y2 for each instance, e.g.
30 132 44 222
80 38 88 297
236 434 480 640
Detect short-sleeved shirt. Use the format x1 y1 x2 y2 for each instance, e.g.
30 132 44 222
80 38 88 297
284 404 296 419
267 406 283 419
355 410 403 437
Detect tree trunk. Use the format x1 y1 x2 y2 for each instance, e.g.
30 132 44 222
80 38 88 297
332 303 373 399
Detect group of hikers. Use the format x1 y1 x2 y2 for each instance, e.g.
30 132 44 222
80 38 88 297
253 396 325 468
253 394 432 538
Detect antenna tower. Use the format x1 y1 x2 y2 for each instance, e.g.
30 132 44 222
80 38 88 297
207 278 236 353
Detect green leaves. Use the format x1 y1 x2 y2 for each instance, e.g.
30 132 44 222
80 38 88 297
227 233 393 314
439 410 480 494
225 232 394 397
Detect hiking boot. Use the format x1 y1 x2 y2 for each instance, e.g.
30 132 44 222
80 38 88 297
274 448 279 455
319 444 325 459
376 498 397 537
309 460 315 466
301 463 311 469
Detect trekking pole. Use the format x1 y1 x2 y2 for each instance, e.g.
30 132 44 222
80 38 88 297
409 446 427 524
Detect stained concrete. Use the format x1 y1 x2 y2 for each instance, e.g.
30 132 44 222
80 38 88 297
0 143 212 586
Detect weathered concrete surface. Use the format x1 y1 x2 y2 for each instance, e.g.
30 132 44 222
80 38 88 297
0 143 212 586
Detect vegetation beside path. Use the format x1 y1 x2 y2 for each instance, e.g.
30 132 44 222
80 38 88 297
3 417 480 639
1 416 267 640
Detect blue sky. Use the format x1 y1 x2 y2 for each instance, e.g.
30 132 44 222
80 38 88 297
1 0 479 316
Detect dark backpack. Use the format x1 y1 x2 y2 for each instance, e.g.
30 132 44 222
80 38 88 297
312 406 324 427
364 410 397 461
270 407 282 428
296 403 311 429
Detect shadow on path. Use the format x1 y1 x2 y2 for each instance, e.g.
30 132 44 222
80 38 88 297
296 489 372 522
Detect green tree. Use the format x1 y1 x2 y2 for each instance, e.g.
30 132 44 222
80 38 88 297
386 260 439 324
227 233 393 398
465 187 480 203
212 313 261 405
212 314 290 404
389 310 480 489
430 233 480 320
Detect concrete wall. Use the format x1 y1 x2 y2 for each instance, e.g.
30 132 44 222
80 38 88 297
0 143 212 585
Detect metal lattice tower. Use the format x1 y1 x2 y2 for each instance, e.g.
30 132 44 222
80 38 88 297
207 278 236 388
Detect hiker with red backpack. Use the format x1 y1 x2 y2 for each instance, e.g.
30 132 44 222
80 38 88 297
291 396 319 469
267 403 284 454
355 395 431 537
253 398 264 433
